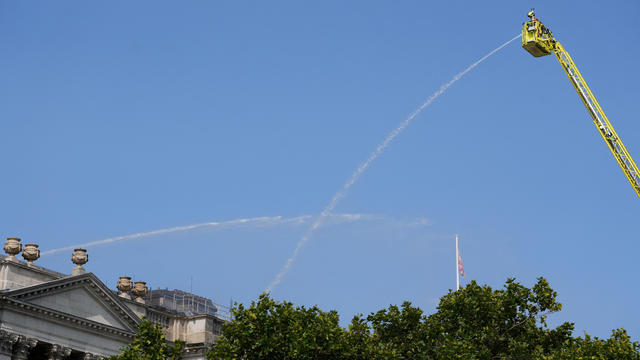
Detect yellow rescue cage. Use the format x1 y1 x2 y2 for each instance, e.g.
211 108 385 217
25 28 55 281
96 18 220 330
522 15 554 57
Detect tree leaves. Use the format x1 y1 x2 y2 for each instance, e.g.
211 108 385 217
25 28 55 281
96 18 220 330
208 293 352 360
110 318 184 360
195 278 640 359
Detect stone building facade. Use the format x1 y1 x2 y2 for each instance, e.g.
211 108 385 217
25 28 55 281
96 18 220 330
0 239 226 360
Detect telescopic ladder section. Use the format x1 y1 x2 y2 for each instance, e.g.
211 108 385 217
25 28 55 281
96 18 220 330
553 43 640 198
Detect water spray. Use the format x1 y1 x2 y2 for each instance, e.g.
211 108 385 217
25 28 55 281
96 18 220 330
266 34 522 293
41 213 386 257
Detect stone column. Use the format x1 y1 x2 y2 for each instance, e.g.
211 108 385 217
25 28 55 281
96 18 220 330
0 331 14 360
47 344 71 360
11 336 37 360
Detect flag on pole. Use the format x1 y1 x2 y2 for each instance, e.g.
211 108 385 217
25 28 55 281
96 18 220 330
457 252 465 279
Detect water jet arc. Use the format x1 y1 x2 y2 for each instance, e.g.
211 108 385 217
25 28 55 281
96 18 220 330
266 34 522 293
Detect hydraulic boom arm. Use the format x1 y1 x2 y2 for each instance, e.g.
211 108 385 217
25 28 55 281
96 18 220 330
522 11 640 199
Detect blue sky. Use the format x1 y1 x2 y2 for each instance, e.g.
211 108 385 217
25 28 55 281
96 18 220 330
2 1 639 337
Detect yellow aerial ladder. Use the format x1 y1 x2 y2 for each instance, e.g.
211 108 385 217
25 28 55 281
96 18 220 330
522 10 640 199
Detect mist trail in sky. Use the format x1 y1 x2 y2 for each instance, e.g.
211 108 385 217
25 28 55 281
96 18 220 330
266 34 522 293
40 213 381 257
41 216 297 256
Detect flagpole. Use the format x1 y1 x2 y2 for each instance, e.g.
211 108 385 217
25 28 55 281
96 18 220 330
455 234 459 291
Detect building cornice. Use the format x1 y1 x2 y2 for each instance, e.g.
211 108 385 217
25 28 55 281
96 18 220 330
5 273 140 332
0 258 66 280
0 296 134 340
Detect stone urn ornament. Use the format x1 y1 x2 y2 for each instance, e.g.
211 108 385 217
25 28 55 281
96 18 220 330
71 248 88 275
117 276 133 299
22 243 40 266
4 237 22 261
132 281 147 303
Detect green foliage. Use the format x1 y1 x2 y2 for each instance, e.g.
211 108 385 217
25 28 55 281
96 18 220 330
208 293 353 359
424 277 574 359
364 302 429 359
206 279 640 360
548 329 640 360
110 318 184 360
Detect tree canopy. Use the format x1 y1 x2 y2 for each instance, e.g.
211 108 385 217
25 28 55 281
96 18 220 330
110 318 184 360
207 293 350 359
207 278 640 360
